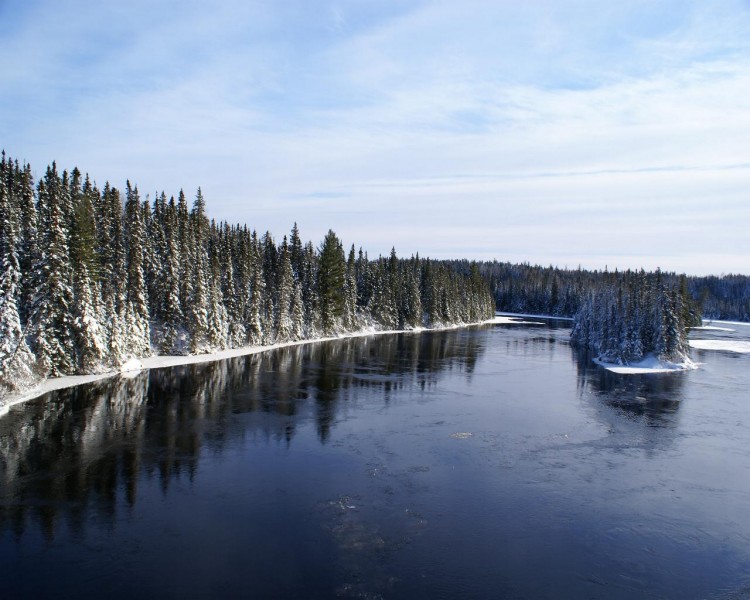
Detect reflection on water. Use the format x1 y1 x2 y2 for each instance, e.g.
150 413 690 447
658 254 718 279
0 375 150 542
574 348 684 427
0 330 484 541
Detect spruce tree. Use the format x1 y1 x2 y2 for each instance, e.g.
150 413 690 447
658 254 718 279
70 173 106 371
343 245 358 331
317 230 346 334
207 235 228 350
290 280 305 340
161 195 184 352
123 181 151 357
187 189 210 352
274 238 294 341
246 232 265 345
32 164 77 375
0 172 35 386
17 162 38 329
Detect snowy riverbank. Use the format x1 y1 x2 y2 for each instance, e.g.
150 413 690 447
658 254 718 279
0 315 533 417
593 354 698 375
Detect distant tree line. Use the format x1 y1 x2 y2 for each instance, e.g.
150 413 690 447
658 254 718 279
458 261 749 322
688 275 750 322
0 153 494 392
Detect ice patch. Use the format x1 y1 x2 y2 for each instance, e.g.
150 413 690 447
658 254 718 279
594 354 697 374
450 432 473 439
485 316 545 325
496 311 574 322
689 340 750 354
703 320 750 328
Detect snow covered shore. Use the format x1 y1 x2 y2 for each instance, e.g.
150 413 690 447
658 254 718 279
0 315 531 417
594 354 698 374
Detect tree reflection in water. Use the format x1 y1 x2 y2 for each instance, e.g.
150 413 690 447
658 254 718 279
0 330 484 540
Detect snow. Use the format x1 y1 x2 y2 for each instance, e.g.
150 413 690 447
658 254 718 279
0 316 530 416
594 354 698 374
120 358 144 372
691 325 736 332
119 358 144 379
485 315 545 325
0 372 125 418
689 340 750 354
703 320 750 328
496 311 574 322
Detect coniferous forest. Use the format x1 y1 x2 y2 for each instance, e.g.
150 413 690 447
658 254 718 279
451 260 706 364
0 154 495 394
462 261 750 322
2 152 748 393
569 270 701 364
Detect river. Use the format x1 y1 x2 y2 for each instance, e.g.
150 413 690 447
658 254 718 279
1 320 749 599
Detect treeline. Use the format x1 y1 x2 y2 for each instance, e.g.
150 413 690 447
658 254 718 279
461 261 750 321
689 275 750 321
0 153 494 391
570 270 700 364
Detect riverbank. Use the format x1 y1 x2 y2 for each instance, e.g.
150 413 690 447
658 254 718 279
0 315 532 417
593 354 698 374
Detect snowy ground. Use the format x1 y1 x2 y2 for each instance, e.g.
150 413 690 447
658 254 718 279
496 311 574 322
0 316 532 417
594 355 698 375
688 340 750 354
688 319 750 355
702 319 750 328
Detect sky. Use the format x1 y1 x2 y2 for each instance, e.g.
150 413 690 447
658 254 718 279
1 0 749 275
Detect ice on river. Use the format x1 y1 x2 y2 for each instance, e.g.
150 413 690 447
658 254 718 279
594 354 698 374
689 340 750 354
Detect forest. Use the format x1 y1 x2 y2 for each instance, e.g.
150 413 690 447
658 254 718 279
463 261 750 322
569 270 700 364
0 154 494 393
2 151 748 392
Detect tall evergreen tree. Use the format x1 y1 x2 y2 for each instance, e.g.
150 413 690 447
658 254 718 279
70 173 106 371
123 181 151 356
31 164 77 375
187 189 210 352
343 245 358 330
160 195 184 352
275 237 295 341
0 171 35 386
317 230 346 334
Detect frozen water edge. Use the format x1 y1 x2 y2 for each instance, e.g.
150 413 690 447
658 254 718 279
689 340 750 354
594 354 698 375
496 311 574 322
0 316 525 417
703 319 750 328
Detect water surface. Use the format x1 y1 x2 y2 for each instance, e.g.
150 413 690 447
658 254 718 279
1 322 749 599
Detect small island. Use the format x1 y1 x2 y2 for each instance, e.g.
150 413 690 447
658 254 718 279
570 270 701 372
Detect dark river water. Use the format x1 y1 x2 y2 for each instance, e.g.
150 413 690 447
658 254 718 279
1 320 749 599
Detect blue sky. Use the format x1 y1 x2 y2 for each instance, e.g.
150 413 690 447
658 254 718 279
2 0 749 274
